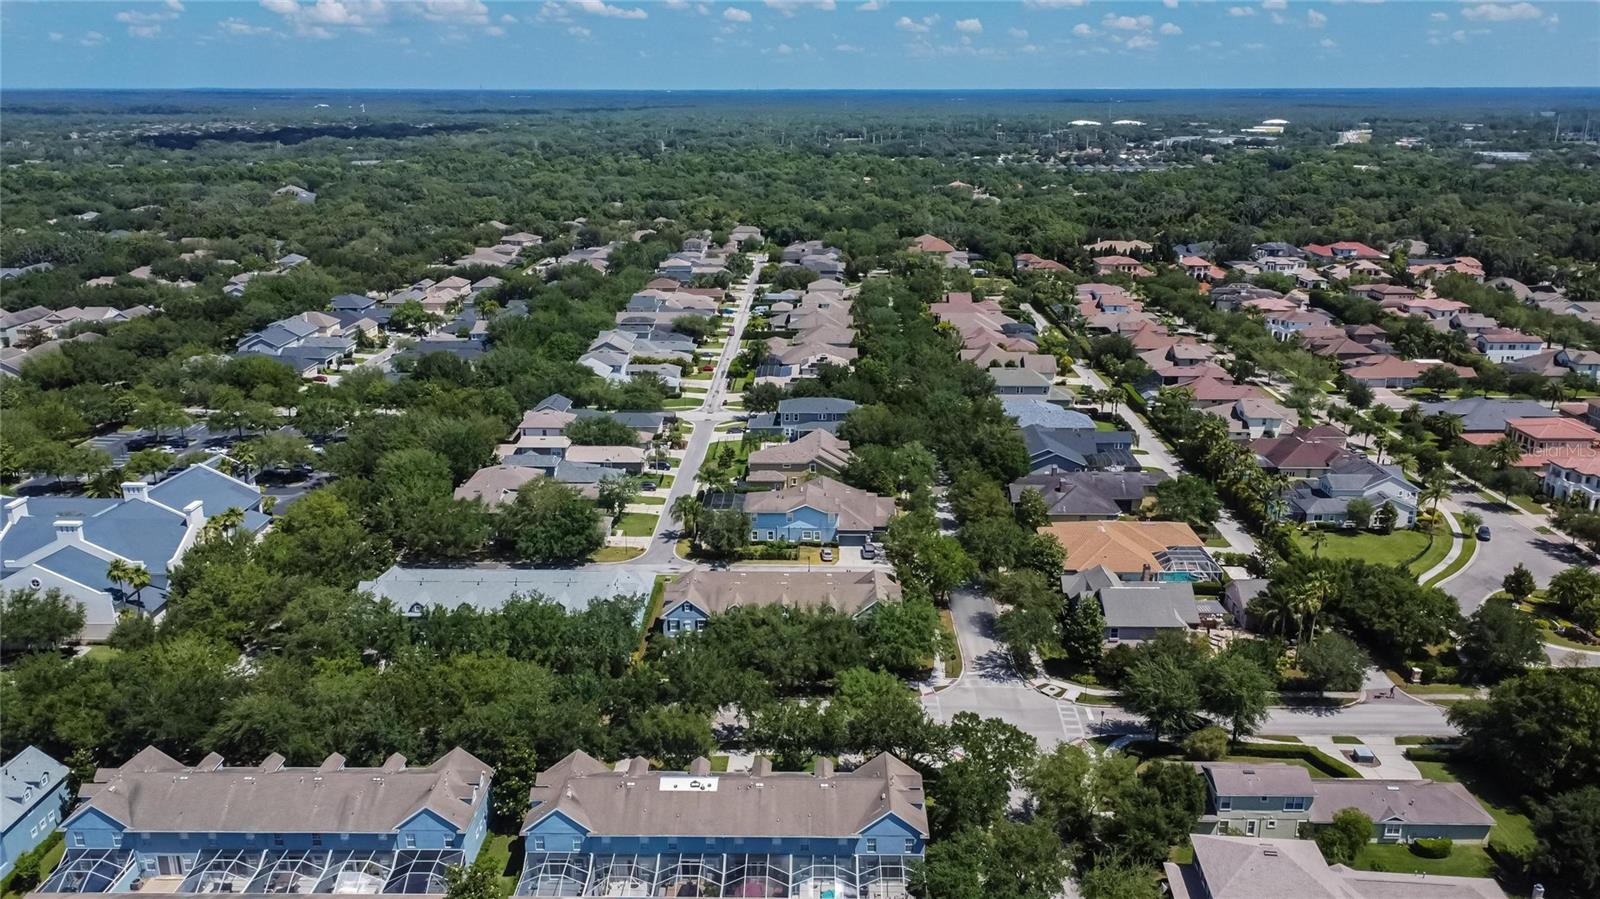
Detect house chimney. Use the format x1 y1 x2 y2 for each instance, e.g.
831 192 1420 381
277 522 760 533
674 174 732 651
382 753 407 773
53 520 84 541
752 756 772 777
259 752 286 773
182 500 205 530
121 482 149 502
627 757 650 777
4 496 28 528
197 752 225 771
319 753 346 772
688 757 711 777
814 758 834 778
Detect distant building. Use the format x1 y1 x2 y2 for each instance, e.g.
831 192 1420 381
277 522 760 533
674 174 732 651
358 567 654 617
657 569 900 634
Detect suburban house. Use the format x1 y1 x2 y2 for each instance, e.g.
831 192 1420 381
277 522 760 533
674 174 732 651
1 747 70 880
1201 398 1297 440
746 430 853 488
1506 346 1600 381
1382 297 1472 321
656 570 900 634
1166 835 1503 899
1506 416 1600 457
235 312 356 373
754 341 858 385
1006 470 1168 520
988 368 1054 396
518 752 927 899
741 476 894 546
1251 426 1349 478
453 466 542 508
1061 566 1223 646
1282 454 1418 527
1021 425 1139 473
44 746 492 896
1015 253 1068 273
1197 762 1493 843
1092 255 1154 278
273 184 316 203
0 464 269 640
1300 241 1385 262
359 567 652 617
1004 399 1094 431
1474 329 1545 363
1543 455 1600 510
564 445 647 474
1041 520 1222 581
1418 397 1557 433
1341 358 1475 389
1265 310 1333 341
749 397 859 438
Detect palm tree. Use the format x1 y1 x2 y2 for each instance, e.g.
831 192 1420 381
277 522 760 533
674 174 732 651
1078 385 1101 412
1487 436 1522 471
670 495 703 545
1309 528 1329 559
1421 474 1452 515
202 506 247 542
1290 572 1334 647
1435 413 1464 448
106 559 151 608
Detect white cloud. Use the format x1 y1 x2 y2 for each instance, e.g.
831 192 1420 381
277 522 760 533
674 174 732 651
1319 37 1336 47
1071 22 1093 36
117 8 180 25
220 17 274 35
1162 0 1178 7
1228 6 1254 16
1102 13 1153 30
1008 26 1028 39
1460 3 1543 22
127 24 161 37
1430 11 1447 21
80 30 107 46
421 1 488 25
1307 9 1327 27
765 0 835 15
1262 0 1287 9
1023 0 1085 7
954 17 981 33
569 0 648 18
165 0 185 10
567 24 592 36
48 31 64 40
1159 21 1181 34
1126 33 1157 49
259 0 392 37
856 0 882 9
723 6 752 21
484 23 504 35
835 41 863 51
896 13 937 32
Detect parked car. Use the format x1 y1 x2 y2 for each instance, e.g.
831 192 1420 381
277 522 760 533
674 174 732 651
861 544 877 560
1476 525 1491 541
820 548 834 562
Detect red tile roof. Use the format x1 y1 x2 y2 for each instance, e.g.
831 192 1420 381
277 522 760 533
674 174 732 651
1508 417 1600 443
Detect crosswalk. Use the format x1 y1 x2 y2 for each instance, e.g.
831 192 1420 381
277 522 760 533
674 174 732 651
1058 703 1089 742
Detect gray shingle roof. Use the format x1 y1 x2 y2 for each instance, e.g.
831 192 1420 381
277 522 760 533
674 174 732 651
1097 581 1201 629
523 751 927 841
358 566 653 616
663 570 899 617
2 746 67 830
73 746 491 834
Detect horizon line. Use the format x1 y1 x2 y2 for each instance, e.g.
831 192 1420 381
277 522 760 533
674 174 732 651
5 85 1599 93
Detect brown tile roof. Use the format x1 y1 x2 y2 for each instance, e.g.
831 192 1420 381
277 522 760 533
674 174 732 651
662 569 900 617
1039 520 1206 575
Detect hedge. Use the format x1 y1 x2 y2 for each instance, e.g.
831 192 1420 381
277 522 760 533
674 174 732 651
1122 382 1147 413
1229 742 1362 778
1411 837 1454 859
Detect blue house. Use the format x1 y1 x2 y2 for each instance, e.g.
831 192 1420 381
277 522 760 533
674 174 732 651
740 476 895 546
518 752 928 898
42 747 492 895
1021 425 1139 473
747 397 859 439
1 747 70 880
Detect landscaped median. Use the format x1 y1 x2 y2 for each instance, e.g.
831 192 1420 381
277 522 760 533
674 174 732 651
1290 527 1452 575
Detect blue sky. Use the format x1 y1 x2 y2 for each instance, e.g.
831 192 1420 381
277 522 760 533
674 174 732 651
2 1 1596 90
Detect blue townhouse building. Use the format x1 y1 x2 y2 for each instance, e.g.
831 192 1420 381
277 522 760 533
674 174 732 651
518 752 928 898
39 747 492 896
1 747 71 880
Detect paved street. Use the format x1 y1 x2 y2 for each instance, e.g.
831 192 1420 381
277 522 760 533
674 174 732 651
618 257 764 567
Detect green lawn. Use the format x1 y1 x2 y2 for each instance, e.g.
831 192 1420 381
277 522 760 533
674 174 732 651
1515 591 1600 651
664 397 702 410
634 495 666 505
590 545 644 563
1508 494 1546 515
1351 842 1492 878
1223 754 1346 777
938 609 963 679
616 513 659 537
1094 419 1119 431
1331 735 1363 745
475 833 520 897
1292 529 1443 571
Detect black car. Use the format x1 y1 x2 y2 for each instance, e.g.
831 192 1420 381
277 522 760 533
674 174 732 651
1476 525 1491 541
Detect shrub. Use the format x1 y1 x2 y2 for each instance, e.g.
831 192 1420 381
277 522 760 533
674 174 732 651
1316 808 1374 865
1183 726 1229 761
1227 743 1362 778
1411 837 1454 859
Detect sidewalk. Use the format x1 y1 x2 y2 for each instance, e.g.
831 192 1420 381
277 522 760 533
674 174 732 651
1415 504 1465 584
